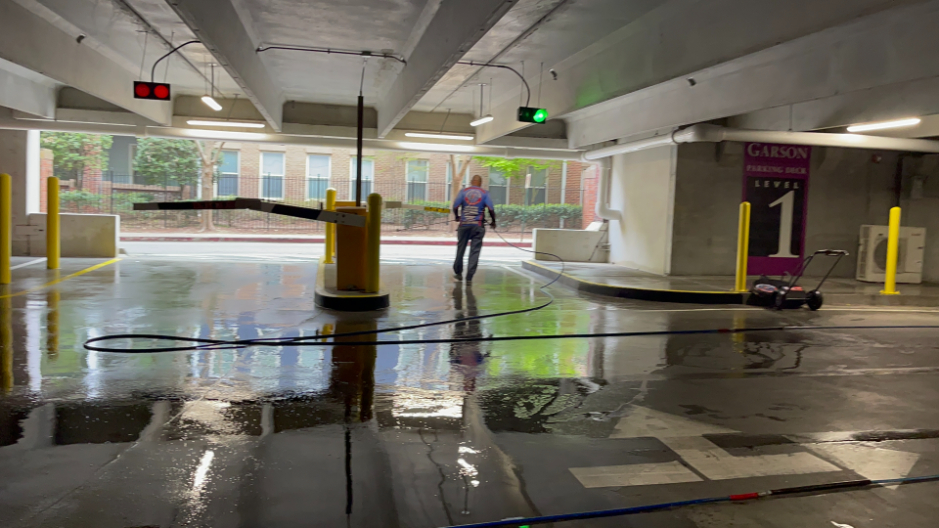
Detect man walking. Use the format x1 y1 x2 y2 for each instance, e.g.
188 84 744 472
452 175 496 281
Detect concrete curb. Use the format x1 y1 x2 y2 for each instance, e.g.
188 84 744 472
121 235 531 248
522 260 746 305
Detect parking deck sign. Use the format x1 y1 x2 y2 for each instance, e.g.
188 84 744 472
743 143 811 276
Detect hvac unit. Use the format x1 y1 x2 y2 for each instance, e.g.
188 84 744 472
856 225 926 284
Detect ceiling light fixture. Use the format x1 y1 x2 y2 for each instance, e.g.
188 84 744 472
404 132 474 141
201 63 223 111
398 142 476 153
470 115 494 127
471 83 493 127
847 118 921 133
185 129 268 141
187 119 265 129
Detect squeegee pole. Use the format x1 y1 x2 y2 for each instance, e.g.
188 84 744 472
356 94 364 207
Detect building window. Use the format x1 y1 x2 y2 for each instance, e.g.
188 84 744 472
260 152 285 200
306 154 331 200
489 169 508 205
349 156 374 198
525 167 547 205
217 150 239 197
406 159 429 202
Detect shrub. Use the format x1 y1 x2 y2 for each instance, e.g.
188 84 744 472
59 190 103 210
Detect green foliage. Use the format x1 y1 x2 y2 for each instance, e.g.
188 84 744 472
59 190 103 209
494 203 583 228
110 192 154 211
472 157 560 179
40 132 113 183
133 138 200 187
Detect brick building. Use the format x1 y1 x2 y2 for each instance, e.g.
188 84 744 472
107 136 594 208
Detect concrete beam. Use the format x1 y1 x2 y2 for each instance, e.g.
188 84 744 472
730 76 939 133
164 0 285 132
0 61 55 119
375 0 516 137
0 1 172 125
563 0 939 148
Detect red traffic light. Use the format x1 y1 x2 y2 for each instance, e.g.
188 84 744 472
133 81 171 101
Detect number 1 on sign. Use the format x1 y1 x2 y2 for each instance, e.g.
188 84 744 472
769 190 798 258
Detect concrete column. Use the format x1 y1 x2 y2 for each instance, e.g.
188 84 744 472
0 129 40 255
607 145 678 274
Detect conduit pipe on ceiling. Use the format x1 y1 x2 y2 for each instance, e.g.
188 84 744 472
582 124 939 161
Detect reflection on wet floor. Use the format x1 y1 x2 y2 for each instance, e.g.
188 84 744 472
2 258 939 527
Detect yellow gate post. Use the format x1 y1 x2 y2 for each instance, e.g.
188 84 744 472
324 188 337 264
881 206 902 295
47 176 60 269
734 201 751 292
0 173 12 285
366 193 382 293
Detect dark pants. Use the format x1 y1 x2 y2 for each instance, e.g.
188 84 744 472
453 225 485 279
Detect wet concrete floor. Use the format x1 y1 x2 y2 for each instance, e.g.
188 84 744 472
2 253 939 527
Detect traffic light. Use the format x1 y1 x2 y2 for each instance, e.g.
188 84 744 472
517 106 548 123
133 81 171 101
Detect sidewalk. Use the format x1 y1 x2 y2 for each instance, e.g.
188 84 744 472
120 232 532 247
524 260 939 307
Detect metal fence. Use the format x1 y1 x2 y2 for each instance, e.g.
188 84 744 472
57 174 586 237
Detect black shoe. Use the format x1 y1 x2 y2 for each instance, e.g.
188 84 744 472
454 273 463 281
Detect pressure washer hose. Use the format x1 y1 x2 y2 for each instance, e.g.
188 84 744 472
440 474 939 528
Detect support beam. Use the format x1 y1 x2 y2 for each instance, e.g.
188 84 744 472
563 0 939 148
376 0 516 137
164 0 285 132
0 61 55 119
0 1 171 125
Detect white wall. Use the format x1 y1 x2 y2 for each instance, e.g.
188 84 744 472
25 213 120 258
608 145 677 274
671 143 939 282
0 129 39 255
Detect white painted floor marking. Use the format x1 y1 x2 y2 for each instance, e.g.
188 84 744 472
570 461 702 488
10 258 46 270
610 405 736 439
808 443 920 489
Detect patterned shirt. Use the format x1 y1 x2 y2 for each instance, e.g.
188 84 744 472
453 186 495 226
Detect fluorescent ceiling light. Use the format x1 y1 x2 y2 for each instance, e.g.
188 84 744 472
185 129 268 141
398 142 476 152
201 95 223 111
187 120 266 129
404 132 474 141
847 118 921 133
470 115 494 127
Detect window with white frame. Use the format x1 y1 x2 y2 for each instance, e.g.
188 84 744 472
406 159 429 203
306 154 331 200
349 156 374 198
260 152 285 200
217 150 239 197
488 168 508 205
525 167 547 205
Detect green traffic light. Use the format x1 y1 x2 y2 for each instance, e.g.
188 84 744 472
517 106 549 123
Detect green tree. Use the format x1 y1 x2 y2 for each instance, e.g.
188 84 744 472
40 132 113 190
133 138 201 187
472 157 560 179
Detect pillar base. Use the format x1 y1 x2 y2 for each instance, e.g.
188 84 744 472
314 256 389 311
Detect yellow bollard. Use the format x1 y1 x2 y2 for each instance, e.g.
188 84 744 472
1 173 11 285
734 201 751 292
881 206 902 295
47 176 60 270
324 188 336 264
47 279 60 358
366 193 382 293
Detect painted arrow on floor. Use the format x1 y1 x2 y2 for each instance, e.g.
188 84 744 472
571 406 919 488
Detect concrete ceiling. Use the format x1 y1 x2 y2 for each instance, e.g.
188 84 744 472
3 0 939 152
